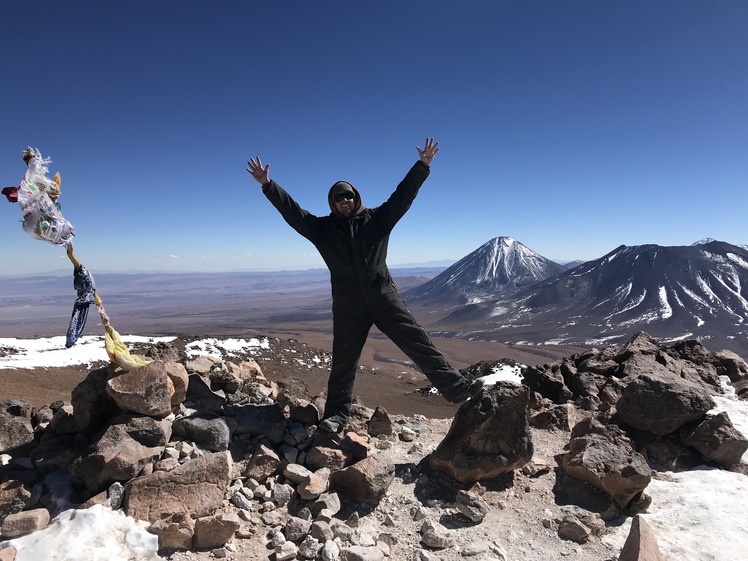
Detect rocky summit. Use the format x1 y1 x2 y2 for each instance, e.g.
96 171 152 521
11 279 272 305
0 331 746 561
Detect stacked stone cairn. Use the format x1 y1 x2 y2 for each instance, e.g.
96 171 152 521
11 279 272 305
0 331 746 560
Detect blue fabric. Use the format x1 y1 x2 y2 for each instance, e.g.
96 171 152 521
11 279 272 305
65 265 96 348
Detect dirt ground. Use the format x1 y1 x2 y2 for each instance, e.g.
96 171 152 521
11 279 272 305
0 329 584 417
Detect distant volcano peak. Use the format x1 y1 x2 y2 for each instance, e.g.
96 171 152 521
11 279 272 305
403 237 564 305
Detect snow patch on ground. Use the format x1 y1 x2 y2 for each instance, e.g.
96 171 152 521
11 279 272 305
0 335 175 369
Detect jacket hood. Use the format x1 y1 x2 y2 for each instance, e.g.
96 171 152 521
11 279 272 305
328 181 364 217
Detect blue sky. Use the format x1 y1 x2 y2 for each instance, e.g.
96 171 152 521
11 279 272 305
1 1 746 275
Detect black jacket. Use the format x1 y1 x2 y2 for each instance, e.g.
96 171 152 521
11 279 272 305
262 161 430 307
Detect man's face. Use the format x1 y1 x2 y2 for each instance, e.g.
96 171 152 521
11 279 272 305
334 192 356 218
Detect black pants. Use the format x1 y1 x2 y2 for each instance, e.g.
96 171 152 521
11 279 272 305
323 281 469 422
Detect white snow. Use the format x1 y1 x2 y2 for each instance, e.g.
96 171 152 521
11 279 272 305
3 504 160 561
604 289 647 320
480 363 523 385
658 286 673 319
184 337 270 358
725 252 748 270
0 335 175 369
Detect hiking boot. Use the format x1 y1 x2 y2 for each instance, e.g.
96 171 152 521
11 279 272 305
317 417 345 434
450 378 484 404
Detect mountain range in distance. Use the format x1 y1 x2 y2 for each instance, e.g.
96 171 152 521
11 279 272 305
2 236 747 358
403 237 748 357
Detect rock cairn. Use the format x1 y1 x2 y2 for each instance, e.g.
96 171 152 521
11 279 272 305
0 331 746 560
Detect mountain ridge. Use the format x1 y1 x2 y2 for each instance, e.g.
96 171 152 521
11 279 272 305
432 239 748 356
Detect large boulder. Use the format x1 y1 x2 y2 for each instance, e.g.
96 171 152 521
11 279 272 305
680 412 748 469
561 415 652 508
106 361 175 418
71 367 119 435
429 383 534 485
71 422 164 493
616 374 715 435
522 363 573 404
124 451 231 523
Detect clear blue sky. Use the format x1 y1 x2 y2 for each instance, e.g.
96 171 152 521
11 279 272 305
1 1 746 275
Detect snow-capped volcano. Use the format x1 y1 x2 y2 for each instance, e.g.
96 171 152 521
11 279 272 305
403 237 565 305
437 240 748 355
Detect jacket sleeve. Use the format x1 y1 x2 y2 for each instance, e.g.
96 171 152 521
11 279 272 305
262 180 321 243
373 160 430 232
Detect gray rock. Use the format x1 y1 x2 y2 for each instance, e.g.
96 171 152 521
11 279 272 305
71 367 119 435
48 404 78 435
229 490 253 510
310 520 334 542
680 411 748 468
285 516 312 542
312 492 341 516
227 403 285 444
284 463 312 484
558 513 591 543
0 400 35 453
124 451 231 523
330 455 394 506
186 374 226 412
0 480 32 519
322 539 340 561
455 489 490 522
107 481 125 509
174 413 232 452
149 512 194 551
429 383 534 485
72 423 163 493
275 541 298 561
616 373 715 435
119 414 173 447
298 535 322 559
272 483 294 506
562 416 652 508
619 514 667 561
1 507 50 538
106 361 174 417
420 528 454 549
245 443 281 481
193 512 241 549
367 406 393 437
340 544 386 560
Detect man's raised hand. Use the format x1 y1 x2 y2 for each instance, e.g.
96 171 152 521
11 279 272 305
417 137 440 166
247 156 270 185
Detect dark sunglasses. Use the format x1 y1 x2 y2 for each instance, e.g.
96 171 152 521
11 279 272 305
334 193 355 203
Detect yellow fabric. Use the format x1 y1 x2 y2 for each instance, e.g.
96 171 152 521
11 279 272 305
104 327 151 371
66 242 151 371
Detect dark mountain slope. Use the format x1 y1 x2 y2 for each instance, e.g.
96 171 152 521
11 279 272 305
437 241 748 355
